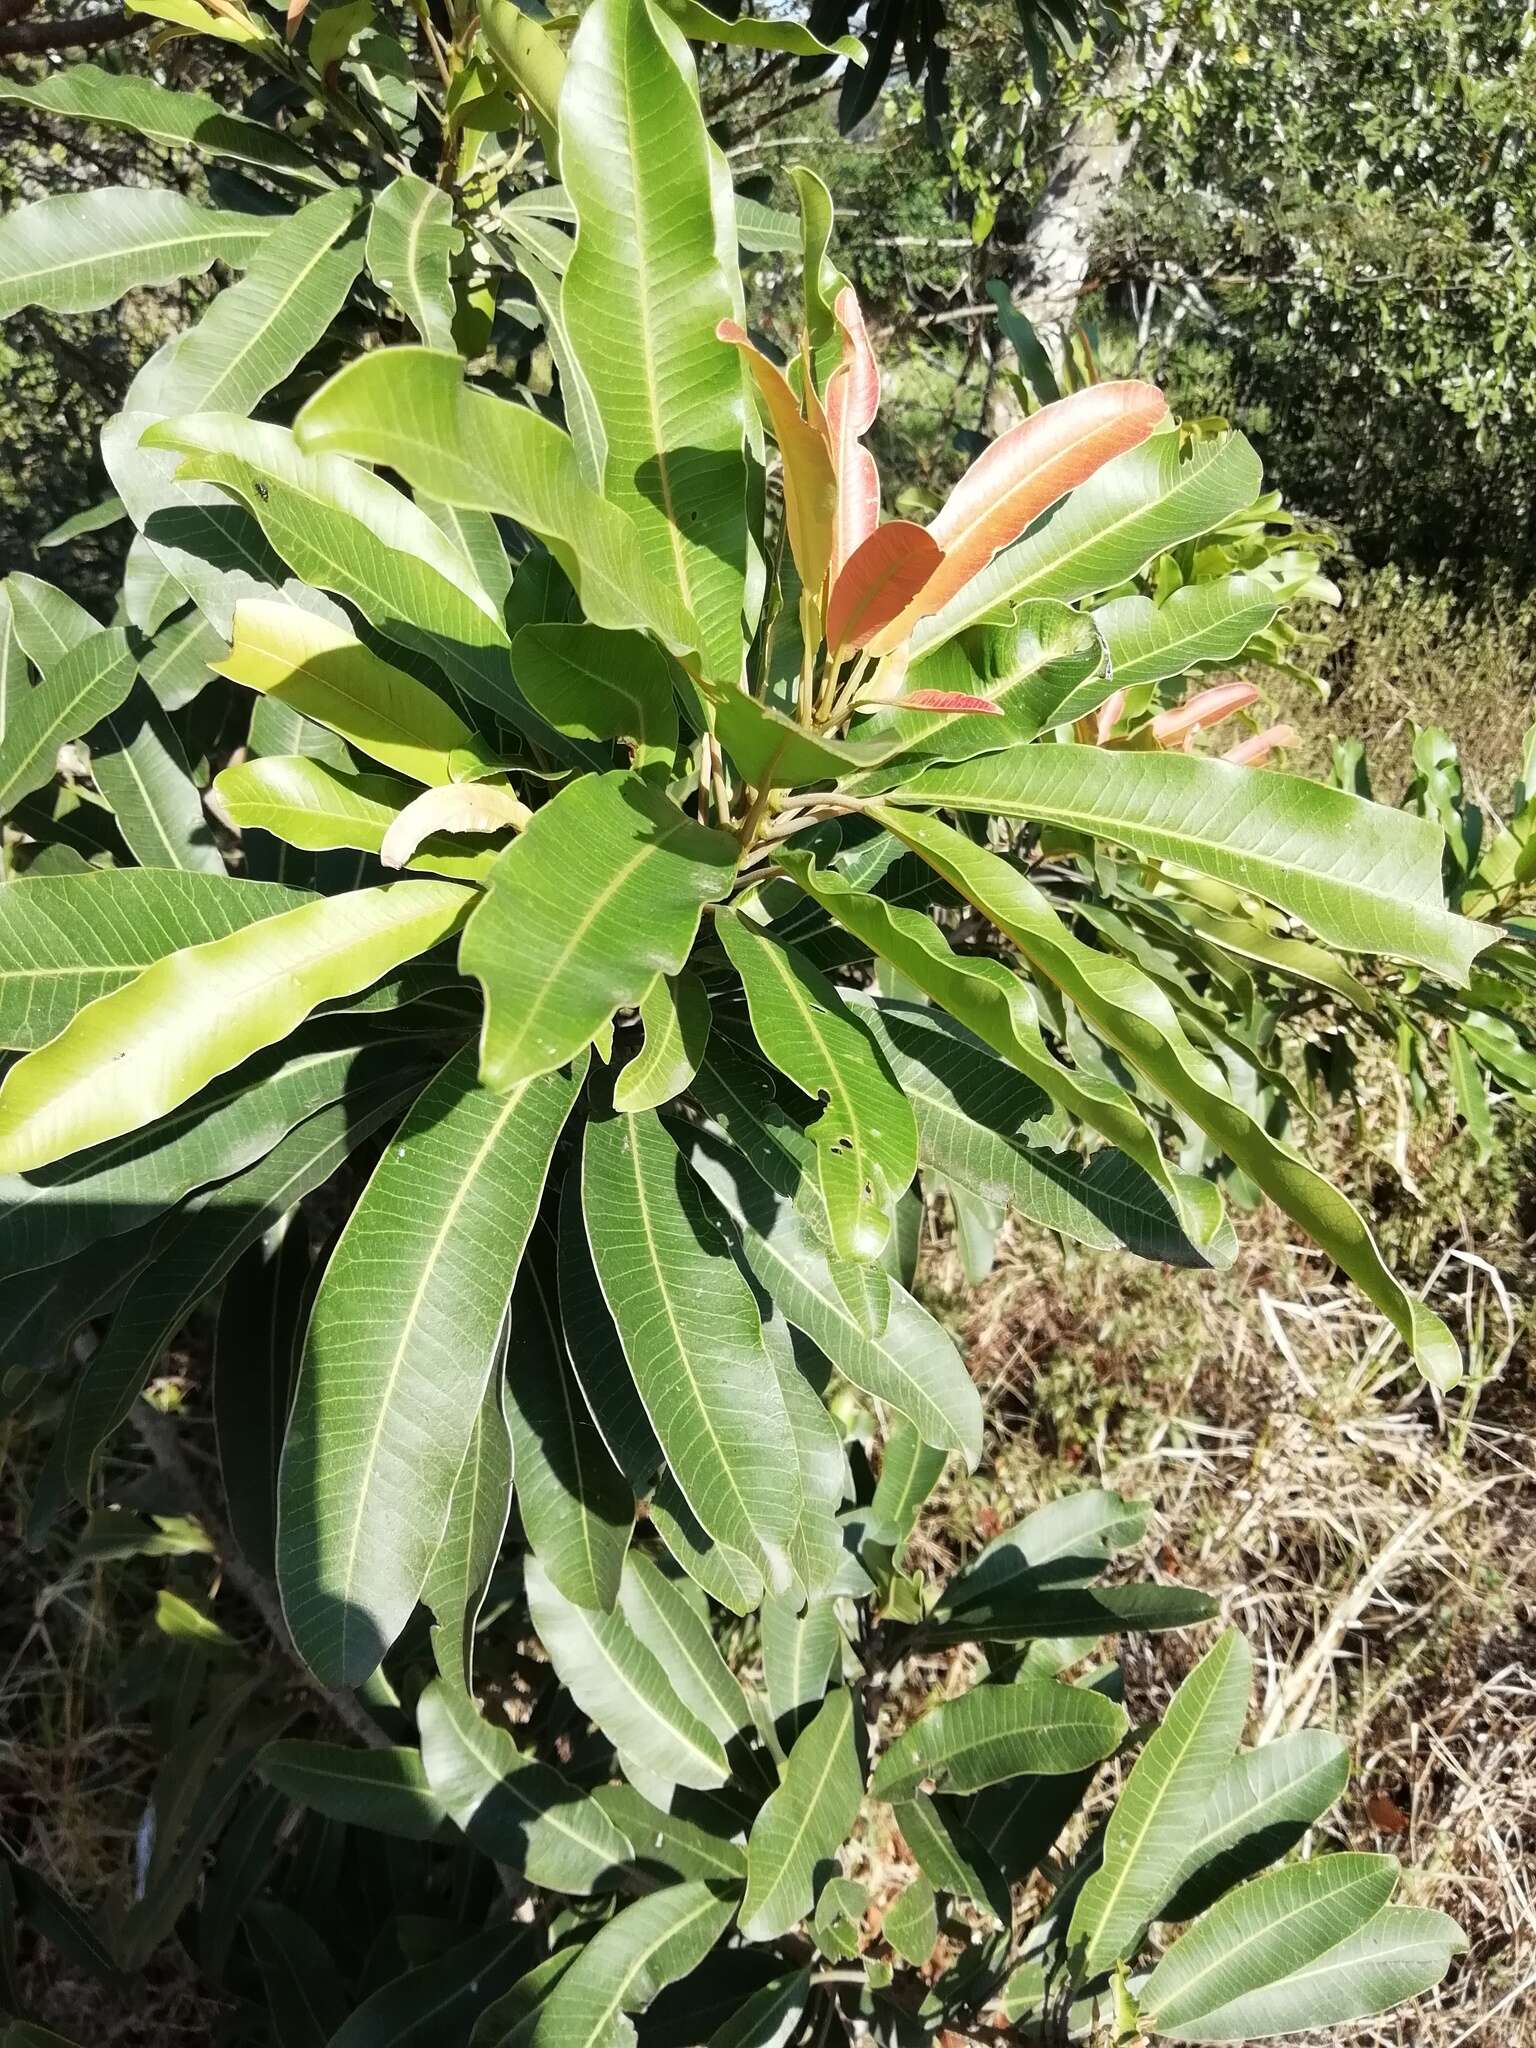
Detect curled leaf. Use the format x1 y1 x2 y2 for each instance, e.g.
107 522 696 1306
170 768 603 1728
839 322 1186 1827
826 285 881 580
379 782 530 871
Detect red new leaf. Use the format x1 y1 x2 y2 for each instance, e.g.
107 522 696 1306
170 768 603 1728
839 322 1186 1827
894 690 1003 714
825 520 943 654
825 286 881 580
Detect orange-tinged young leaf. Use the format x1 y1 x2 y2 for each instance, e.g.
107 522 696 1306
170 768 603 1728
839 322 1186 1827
718 318 837 598
1151 679 1258 748
895 690 1002 714
867 380 1169 656
825 285 881 579
1223 722 1298 767
825 519 943 653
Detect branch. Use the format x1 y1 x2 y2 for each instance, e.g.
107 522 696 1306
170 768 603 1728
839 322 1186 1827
0 5 141 52
130 1402 394 1752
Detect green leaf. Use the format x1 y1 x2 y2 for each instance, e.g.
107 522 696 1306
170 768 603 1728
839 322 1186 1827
423 1356 513 1692
850 601 1103 772
523 1553 731 1790
761 1595 842 1750
740 1689 864 1941
870 1421 945 1549
257 1742 449 1842
278 1043 583 1686
0 64 327 183
520 1880 737 2048
3 571 98 664
870 1678 1127 1803
366 173 457 347
648 1479 764 1616
143 415 520 715
614 970 712 1113
40 494 127 547
62 1084 412 1493
0 188 268 317
0 880 469 1173
1160 1731 1351 1923
884 1875 938 1966
89 678 222 873
103 191 364 635
0 1025 383 1279
471 1954 581 2048
514 623 679 774
0 627 138 814
658 0 861 58
557 1171 663 1492
778 851 1228 1260
852 995 1227 1267
812 1875 866 1960
886 747 1491 982
214 599 492 785
503 1234 634 1613
1448 1026 1496 1161
215 1220 310 1580
1069 1630 1251 1976
328 1924 536 2048
465 771 735 1090
1094 574 1287 692
924 1583 1217 1646
1139 1857 1462 2042
619 1550 750 1748
560 0 750 682
0 869 311 1049
215 755 497 881
294 346 698 655
681 1118 982 1463
718 915 916 1262
705 687 909 792
704 1970 810 2048
891 1791 1010 1926
416 1678 634 1893
941 1488 1149 1611
874 810 1465 1387
910 431 1264 656
581 1109 802 1593
591 1783 747 1885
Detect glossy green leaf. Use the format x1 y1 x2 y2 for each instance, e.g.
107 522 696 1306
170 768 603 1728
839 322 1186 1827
257 1742 449 1842
0 627 138 814
62 1082 412 1494
740 1689 864 1941
1094 573 1288 692
0 880 469 1172
504 1233 634 1613
294 347 697 655
910 431 1264 656
3 570 98 664
850 601 1103 772
705 686 909 791
423 1355 514 1692
560 0 749 681
521 1880 736 2048
514 623 679 774
215 598 492 785
1070 1630 1251 1976
886 747 1491 982
1161 1731 1351 1923
871 1678 1126 1803
619 1550 750 1747
704 1969 810 2048
852 994 1227 1267
215 755 497 881
557 1172 664 1491
279 1043 583 1685
90 679 221 873
416 1679 634 1893
0 869 311 1050
718 914 916 1262
142 414 518 714
581 1109 802 1592
875 809 1464 1386
614 970 712 1113
591 1783 747 1885
0 64 327 183
761 1595 842 1750
1139 1857 1462 2042
778 851 1228 1259
682 1118 982 1464
464 771 736 1090
885 1874 938 1965
648 1478 765 1616
366 172 457 346
0 188 268 317
524 1553 730 1790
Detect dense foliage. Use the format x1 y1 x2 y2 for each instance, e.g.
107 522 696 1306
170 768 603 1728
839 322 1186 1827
1 1 1529 2042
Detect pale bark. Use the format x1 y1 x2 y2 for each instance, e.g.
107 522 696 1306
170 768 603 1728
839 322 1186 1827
988 24 1179 431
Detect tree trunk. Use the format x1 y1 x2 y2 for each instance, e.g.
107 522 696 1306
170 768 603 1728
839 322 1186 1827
987 25 1179 432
